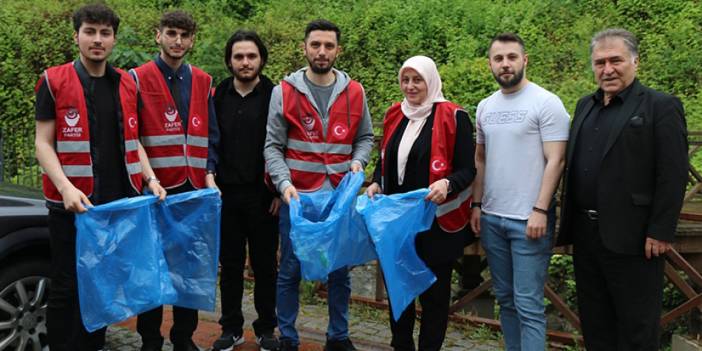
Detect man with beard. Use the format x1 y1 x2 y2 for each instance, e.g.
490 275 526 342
264 19 374 351
34 4 166 350
469 32 569 351
557 29 687 350
211 30 281 351
130 10 219 351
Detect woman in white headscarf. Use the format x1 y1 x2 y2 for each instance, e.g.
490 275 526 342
366 56 476 350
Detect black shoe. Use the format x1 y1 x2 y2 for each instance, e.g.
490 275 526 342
173 339 200 351
324 338 357 351
256 331 280 351
212 330 245 351
279 339 298 351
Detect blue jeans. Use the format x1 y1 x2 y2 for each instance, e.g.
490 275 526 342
276 205 351 346
480 212 554 351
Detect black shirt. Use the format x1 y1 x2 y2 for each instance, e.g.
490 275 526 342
372 105 476 265
213 75 274 187
570 80 636 210
35 61 133 207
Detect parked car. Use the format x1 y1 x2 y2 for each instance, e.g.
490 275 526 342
0 183 50 351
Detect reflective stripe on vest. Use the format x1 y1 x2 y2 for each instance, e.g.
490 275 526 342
60 165 93 177
287 139 353 154
436 185 472 216
285 158 350 174
56 141 90 153
141 135 186 147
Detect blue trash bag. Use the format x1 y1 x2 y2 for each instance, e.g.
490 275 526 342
76 195 176 332
289 172 377 281
154 188 221 311
355 189 437 321
75 188 221 332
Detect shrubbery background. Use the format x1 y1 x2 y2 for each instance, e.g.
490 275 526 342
2 0 701 183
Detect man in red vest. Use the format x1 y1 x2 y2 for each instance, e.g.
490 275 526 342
264 19 374 351
34 4 166 351
130 10 220 351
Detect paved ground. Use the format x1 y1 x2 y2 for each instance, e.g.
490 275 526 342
103 282 502 351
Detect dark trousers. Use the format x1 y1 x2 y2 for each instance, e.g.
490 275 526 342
218 183 278 336
389 261 453 351
47 210 106 351
137 306 198 346
573 213 664 351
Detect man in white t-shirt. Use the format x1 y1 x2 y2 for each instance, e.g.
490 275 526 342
470 33 569 351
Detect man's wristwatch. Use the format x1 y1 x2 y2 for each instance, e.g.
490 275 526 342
444 178 453 194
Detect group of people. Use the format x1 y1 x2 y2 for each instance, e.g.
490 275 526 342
35 3 688 351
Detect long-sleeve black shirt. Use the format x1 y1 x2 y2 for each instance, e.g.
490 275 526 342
213 75 275 188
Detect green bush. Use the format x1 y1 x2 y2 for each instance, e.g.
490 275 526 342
2 0 700 183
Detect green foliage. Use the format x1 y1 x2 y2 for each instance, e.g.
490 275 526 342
2 0 701 186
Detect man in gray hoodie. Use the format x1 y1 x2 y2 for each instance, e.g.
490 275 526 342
264 19 374 351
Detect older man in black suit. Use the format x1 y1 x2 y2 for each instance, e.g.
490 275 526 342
557 28 688 350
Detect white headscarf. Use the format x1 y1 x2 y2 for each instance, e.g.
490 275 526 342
396 56 446 185
399 55 446 121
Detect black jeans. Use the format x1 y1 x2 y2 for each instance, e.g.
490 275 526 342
573 213 664 351
389 261 453 351
47 210 106 351
218 183 278 336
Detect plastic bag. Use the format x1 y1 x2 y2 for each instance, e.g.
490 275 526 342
155 189 221 311
289 172 377 281
356 189 437 321
75 188 221 332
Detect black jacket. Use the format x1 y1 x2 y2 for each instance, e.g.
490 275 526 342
557 80 688 254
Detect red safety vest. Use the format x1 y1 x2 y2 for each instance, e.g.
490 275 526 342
132 61 212 189
381 102 473 232
38 62 143 204
281 80 364 191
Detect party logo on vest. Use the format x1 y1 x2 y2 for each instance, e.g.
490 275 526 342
331 122 349 139
301 115 315 131
430 157 448 173
301 115 319 139
64 108 80 127
164 104 178 122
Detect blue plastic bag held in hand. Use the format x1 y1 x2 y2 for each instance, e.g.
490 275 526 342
75 188 221 332
356 189 437 321
289 172 377 281
155 188 221 311
75 195 175 332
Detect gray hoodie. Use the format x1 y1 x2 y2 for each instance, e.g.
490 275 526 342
264 68 375 194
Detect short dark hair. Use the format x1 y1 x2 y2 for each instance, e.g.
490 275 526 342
224 30 268 74
304 19 340 43
72 3 120 34
159 10 196 34
488 32 526 55
590 28 639 58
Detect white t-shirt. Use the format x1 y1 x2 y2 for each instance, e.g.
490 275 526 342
476 82 570 220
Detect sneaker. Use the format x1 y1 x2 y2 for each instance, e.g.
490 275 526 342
212 331 245 351
323 338 357 351
256 331 280 351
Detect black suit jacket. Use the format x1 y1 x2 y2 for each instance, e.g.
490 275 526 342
557 80 688 255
